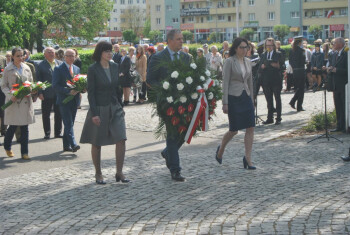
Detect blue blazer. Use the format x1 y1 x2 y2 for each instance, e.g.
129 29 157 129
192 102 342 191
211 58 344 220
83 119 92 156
52 63 80 105
36 59 62 99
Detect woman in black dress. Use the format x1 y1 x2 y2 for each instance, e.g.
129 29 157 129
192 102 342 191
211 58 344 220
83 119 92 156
215 38 256 170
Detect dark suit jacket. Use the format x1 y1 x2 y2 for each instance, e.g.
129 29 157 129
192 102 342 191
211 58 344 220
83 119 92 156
331 49 348 91
37 59 62 99
87 61 122 116
258 50 284 86
146 48 190 86
112 52 122 64
289 47 306 69
52 63 80 105
119 56 131 80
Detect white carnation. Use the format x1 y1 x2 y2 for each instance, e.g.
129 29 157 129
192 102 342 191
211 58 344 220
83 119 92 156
191 93 198 99
203 84 208 90
171 71 179 78
163 81 170 90
185 76 193 84
190 63 197 69
177 83 184 91
179 96 187 103
208 92 214 100
215 80 220 86
167 96 173 103
200 76 205 81
205 70 211 76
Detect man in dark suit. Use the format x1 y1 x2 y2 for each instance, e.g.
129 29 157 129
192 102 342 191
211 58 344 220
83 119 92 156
37 47 63 139
52 49 80 152
119 48 132 105
259 38 285 125
112 44 122 65
329 37 348 133
146 29 190 182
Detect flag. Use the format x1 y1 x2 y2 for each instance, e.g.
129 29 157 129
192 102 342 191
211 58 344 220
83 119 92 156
327 10 334 18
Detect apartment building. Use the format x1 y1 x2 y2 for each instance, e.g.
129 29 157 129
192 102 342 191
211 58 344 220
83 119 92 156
280 0 302 39
303 0 348 39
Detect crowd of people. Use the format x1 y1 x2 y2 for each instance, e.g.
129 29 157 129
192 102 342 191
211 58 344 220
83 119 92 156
0 29 348 183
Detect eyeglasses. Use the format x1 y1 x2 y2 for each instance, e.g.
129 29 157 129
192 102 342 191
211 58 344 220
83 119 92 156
65 55 75 58
238 46 249 50
266 45 274 47
15 55 24 58
103 50 113 53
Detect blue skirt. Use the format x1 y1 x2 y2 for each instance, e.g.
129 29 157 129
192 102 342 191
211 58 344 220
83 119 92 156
228 90 255 131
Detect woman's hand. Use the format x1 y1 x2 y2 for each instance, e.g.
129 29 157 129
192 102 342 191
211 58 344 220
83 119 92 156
11 96 17 102
70 90 79 96
222 104 228 114
92 116 101 126
119 73 124 76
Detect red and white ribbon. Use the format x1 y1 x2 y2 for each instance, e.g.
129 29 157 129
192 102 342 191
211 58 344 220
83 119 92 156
184 79 214 144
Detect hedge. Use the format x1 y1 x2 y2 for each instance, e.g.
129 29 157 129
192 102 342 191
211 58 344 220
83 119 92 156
31 44 292 74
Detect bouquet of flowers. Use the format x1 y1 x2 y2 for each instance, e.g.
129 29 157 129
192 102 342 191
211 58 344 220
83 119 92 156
63 74 87 104
1 81 51 110
148 58 222 144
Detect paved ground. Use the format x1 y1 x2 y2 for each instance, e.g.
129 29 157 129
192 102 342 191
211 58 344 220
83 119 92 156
1 90 350 235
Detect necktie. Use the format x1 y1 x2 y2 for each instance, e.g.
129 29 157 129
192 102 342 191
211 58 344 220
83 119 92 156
69 65 73 77
173 52 179 61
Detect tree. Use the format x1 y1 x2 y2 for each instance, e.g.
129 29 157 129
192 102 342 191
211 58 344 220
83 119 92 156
149 30 162 43
143 17 151 38
308 25 323 40
273 24 290 41
120 5 145 36
240 28 254 40
182 30 193 42
122 29 136 43
209 32 220 42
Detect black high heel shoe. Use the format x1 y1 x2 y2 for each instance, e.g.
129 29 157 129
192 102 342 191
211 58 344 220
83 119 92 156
215 145 222 164
95 174 106 185
115 174 131 183
243 157 256 170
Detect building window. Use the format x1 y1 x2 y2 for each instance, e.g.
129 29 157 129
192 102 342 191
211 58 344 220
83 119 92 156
228 16 232 22
166 5 172 11
268 12 275 20
113 9 117 12
290 11 300 18
136 0 139 3
218 15 225 21
207 15 213 22
232 1 235 7
120 9 125 13
311 10 321 17
156 18 161 24
249 0 254 6
156 5 161 11
182 18 185 24
113 18 118 22
188 3 193 9
248 13 255 21
114 27 118 30
201 17 204 23
283 0 291 2
206 2 212 7
188 16 194 22
143 0 145 3
340 8 348 16
115 0 117 3
239 12 241 20
172 18 178 23
120 0 125 4
218 1 225 8
268 0 274 4
121 18 126 23
128 0 133 4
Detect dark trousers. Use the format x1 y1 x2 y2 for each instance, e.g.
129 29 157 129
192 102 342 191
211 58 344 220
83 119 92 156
59 101 77 148
42 98 62 136
263 84 282 121
290 69 305 110
333 88 346 130
4 125 28 154
139 82 147 100
0 91 6 135
286 73 294 91
162 131 184 173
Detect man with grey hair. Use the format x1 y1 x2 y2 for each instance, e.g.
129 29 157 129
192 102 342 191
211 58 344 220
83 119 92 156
329 37 347 134
157 43 164 52
147 29 190 182
37 47 63 139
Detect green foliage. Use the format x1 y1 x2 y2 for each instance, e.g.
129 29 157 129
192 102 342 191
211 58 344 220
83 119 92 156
240 28 254 40
273 25 290 41
308 25 323 40
302 110 337 132
122 29 137 43
182 30 194 42
209 32 220 43
143 17 151 38
149 30 163 43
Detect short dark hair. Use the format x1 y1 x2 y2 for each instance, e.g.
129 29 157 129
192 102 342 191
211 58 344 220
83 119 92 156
92 41 112 62
229 38 249 56
11 48 23 62
166 29 182 43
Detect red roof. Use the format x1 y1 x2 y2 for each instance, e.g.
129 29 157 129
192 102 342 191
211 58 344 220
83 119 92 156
106 31 122 37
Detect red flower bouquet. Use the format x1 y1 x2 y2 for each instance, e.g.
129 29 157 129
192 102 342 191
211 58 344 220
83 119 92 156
63 74 87 104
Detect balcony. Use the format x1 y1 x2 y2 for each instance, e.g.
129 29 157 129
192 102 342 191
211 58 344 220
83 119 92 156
303 0 347 9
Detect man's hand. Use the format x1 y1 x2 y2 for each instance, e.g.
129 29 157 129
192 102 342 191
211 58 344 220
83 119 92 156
270 62 279 69
70 90 79 96
39 94 44 100
92 116 101 126
261 64 266 69
222 104 228 114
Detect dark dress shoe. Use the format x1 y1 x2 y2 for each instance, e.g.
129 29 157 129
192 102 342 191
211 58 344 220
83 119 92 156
289 101 296 109
54 134 63 138
263 119 274 125
171 172 186 182
115 174 131 183
297 108 305 112
215 145 222 164
63 147 73 152
275 119 281 125
44 134 50 139
161 151 170 169
72 145 80 152
341 156 350 162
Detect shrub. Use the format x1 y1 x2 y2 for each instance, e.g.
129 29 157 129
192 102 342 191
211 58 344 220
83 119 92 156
302 110 337 132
